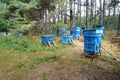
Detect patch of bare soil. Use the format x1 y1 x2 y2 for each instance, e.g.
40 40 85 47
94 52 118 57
27 61 119 80
27 39 120 80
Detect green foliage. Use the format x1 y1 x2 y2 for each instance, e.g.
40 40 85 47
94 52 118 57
48 3 70 30
0 2 10 31
7 0 39 33
0 37 34 51
0 18 9 31
0 2 9 16
51 21 68 30
0 36 28 51
49 0 68 15
0 0 38 32
8 0 38 10
8 13 37 33
0 36 55 52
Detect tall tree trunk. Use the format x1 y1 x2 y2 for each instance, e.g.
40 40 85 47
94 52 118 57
73 0 75 16
64 0 68 24
107 0 111 27
86 0 89 29
118 12 120 34
77 0 81 26
84 0 86 25
64 14 67 24
44 9 48 24
99 0 103 25
103 0 106 25
113 4 116 29
90 0 94 26
70 0 73 32
94 0 96 24
61 11 63 20
52 0 56 24
79 0 81 26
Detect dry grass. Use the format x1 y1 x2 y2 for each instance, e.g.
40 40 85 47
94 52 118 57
0 36 120 80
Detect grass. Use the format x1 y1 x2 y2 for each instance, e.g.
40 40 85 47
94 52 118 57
104 30 117 40
41 73 48 80
0 36 56 52
0 35 120 80
0 36 69 80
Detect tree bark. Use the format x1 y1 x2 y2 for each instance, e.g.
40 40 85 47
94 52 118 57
107 0 111 27
113 4 116 29
99 0 103 25
70 0 73 32
90 0 94 26
94 0 96 24
86 0 89 29
118 12 120 34
64 0 68 24
103 0 106 25
79 0 81 26
77 0 81 26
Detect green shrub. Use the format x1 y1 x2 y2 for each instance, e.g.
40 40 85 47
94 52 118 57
0 36 55 52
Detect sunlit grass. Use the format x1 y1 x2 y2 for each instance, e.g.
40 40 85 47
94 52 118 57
0 35 120 80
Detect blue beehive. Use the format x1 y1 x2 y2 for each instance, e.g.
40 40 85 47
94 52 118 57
16 33 22 37
96 30 103 45
96 25 104 36
81 27 87 33
0 32 6 36
62 35 73 44
83 30 102 55
71 26 81 39
24 31 29 35
41 35 55 45
7 32 12 36
57 28 67 36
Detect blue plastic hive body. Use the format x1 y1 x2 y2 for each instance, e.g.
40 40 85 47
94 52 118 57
41 35 55 45
71 26 81 39
62 35 73 44
83 30 102 55
96 25 104 36
57 28 67 36
16 33 22 37
7 32 12 36
0 32 6 36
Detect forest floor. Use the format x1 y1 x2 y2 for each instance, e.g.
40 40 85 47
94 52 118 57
0 35 120 80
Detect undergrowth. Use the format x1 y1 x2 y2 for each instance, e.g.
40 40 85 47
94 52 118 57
0 36 55 52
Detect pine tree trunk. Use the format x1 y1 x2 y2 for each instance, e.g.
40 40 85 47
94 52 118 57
99 0 103 25
77 0 81 26
94 0 96 24
113 5 116 29
118 12 120 34
64 0 68 24
103 0 106 25
107 0 111 27
84 0 86 25
70 0 73 32
79 0 81 26
86 0 89 29
90 0 94 26
44 9 48 24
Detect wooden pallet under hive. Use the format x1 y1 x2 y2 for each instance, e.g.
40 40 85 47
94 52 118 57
111 35 120 43
111 35 120 47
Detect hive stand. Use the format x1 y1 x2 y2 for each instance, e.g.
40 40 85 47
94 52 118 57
69 39 76 46
81 52 101 61
81 53 97 61
47 41 56 47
